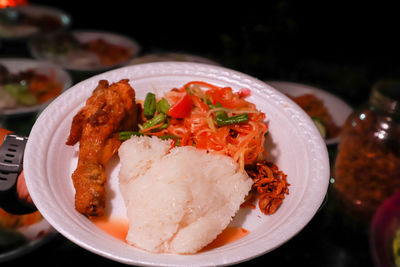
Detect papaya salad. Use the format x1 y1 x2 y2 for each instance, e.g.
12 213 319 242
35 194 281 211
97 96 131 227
119 81 290 215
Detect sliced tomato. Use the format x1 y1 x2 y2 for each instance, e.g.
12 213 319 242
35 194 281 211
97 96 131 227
205 86 250 108
237 88 251 98
167 91 193 118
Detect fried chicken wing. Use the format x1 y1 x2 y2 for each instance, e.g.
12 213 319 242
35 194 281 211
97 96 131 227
66 79 139 217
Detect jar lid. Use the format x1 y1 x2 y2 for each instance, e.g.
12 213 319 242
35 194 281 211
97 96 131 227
370 81 400 114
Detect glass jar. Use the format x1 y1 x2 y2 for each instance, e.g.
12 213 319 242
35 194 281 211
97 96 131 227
334 81 400 224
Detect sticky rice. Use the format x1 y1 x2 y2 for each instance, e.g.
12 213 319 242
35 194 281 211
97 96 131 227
118 136 253 254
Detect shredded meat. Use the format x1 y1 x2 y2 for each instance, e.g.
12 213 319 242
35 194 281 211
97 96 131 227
66 79 140 217
244 160 290 215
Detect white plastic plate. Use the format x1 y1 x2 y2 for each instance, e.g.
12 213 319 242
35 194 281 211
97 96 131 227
24 62 329 266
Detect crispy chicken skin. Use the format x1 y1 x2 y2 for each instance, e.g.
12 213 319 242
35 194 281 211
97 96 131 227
66 79 139 217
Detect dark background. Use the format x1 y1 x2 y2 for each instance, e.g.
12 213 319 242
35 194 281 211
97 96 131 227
28 1 400 107
2 1 400 266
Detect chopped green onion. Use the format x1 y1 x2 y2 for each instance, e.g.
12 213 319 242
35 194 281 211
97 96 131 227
158 134 179 140
157 117 170 130
156 98 170 114
142 113 166 129
185 87 193 95
175 139 181 146
205 98 212 105
208 102 223 109
215 113 249 126
118 131 144 140
209 103 226 118
143 92 156 119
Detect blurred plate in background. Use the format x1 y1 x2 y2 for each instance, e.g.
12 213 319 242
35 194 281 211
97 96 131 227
0 211 56 262
0 4 71 40
29 30 140 72
266 81 352 145
0 58 72 117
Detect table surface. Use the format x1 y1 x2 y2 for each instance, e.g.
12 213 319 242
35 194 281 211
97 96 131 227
2 1 399 266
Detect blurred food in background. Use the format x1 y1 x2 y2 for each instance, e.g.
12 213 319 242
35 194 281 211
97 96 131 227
0 4 70 40
29 30 140 72
266 81 352 145
289 93 341 140
0 58 72 117
0 63 62 109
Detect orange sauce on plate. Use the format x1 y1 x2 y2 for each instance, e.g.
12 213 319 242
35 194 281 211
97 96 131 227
91 217 129 242
200 227 249 251
91 217 249 250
